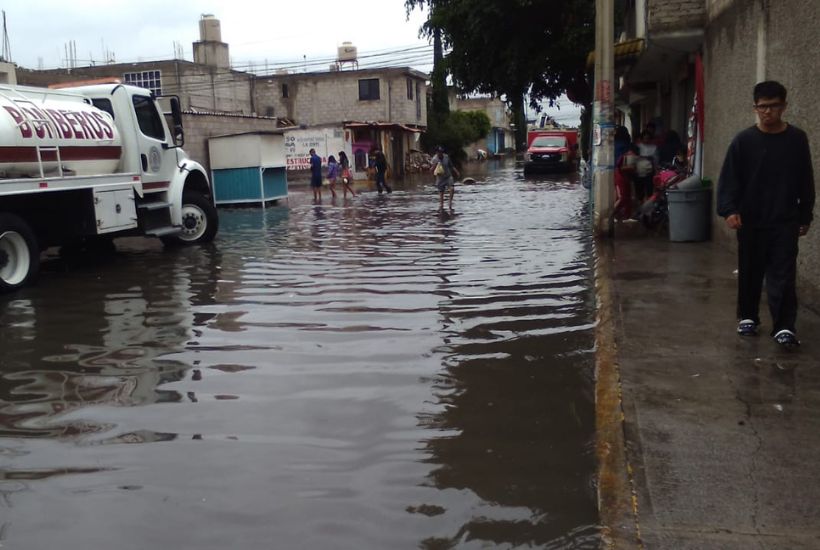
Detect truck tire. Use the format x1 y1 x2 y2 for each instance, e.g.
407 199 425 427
162 192 218 246
0 213 40 293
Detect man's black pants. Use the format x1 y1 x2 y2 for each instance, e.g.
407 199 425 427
736 223 799 334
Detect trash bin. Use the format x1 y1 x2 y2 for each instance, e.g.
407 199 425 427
667 187 712 242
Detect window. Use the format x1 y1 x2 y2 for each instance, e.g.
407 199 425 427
358 78 380 101
123 70 162 96
415 83 422 119
406 78 413 100
132 95 165 141
91 98 115 119
282 83 289 99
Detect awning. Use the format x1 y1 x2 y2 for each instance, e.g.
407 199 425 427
344 122 424 133
586 38 645 69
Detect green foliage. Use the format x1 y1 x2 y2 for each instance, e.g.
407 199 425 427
406 0 595 151
421 110 492 165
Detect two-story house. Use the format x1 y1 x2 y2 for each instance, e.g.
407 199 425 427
258 67 428 177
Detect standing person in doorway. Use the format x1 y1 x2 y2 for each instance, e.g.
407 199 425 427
309 148 323 202
373 147 392 194
717 80 815 347
634 130 658 202
431 146 459 210
338 151 356 198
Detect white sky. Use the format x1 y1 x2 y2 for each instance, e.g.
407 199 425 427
3 0 432 71
1 0 580 124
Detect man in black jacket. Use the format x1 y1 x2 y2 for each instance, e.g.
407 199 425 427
717 81 815 347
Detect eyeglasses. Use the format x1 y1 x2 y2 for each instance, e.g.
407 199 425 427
753 102 785 112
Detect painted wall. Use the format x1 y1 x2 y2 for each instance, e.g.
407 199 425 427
181 112 280 174
283 126 352 173
704 0 820 303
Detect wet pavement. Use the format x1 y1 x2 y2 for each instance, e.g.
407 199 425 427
597 227 820 549
0 162 601 549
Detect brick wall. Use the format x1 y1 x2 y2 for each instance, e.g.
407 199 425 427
648 0 706 32
256 70 427 126
16 61 254 115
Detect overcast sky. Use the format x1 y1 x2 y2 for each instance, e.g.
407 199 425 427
3 0 431 70
1 0 580 124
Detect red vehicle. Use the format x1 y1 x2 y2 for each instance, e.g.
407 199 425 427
524 130 579 174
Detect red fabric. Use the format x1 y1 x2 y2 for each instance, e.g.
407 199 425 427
695 54 705 135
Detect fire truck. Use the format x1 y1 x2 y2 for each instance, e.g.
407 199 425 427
0 82 218 293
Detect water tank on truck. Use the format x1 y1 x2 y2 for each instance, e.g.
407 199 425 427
0 87 122 178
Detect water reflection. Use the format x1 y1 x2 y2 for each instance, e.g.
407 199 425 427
0 163 600 549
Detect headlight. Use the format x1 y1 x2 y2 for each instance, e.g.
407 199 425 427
561 153 568 162
525 153 532 162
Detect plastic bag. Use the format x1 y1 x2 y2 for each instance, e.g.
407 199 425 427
434 163 445 176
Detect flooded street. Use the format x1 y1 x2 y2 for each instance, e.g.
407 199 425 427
0 162 599 549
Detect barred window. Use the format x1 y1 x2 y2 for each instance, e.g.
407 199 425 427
123 70 162 96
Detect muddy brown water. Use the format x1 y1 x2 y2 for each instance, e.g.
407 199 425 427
0 162 600 549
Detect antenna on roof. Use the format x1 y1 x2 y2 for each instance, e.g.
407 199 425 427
1 11 12 63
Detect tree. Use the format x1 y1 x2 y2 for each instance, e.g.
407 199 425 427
407 0 594 151
422 109 491 166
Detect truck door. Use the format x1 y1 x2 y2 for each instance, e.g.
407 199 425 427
131 93 171 192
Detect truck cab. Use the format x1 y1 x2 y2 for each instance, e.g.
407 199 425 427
524 130 579 174
76 83 217 244
0 83 218 293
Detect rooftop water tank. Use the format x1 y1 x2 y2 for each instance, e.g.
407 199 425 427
337 42 357 62
199 14 222 42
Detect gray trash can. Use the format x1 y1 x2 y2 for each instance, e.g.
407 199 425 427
667 187 712 242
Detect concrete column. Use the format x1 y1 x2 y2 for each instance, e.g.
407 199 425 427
593 0 616 237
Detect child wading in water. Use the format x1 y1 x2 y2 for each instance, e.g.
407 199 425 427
338 151 356 198
326 155 339 199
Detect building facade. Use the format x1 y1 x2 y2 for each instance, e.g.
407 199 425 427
702 0 820 302
449 94 515 159
257 68 428 177
613 0 819 302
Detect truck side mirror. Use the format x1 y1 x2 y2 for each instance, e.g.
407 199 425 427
170 96 184 147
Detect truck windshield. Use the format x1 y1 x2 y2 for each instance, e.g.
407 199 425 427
132 95 165 141
531 136 567 148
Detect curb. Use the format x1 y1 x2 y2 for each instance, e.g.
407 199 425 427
594 239 643 549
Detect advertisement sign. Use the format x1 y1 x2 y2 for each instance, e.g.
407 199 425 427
283 127 351 171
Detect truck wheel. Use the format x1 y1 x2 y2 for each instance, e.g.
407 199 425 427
162 192 218 246
0 213 40 292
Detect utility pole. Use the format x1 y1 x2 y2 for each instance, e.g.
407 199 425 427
592 0 615 237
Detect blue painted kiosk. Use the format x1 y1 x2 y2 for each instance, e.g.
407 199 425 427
208 131 288 206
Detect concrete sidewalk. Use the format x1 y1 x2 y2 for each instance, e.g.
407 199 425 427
596 227 820 549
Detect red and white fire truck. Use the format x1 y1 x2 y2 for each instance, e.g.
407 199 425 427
0 82 218 292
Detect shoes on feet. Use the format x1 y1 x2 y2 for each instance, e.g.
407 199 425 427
737 319 758 336
773 329 800 348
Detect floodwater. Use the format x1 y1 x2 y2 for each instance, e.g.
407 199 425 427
0 161 600 549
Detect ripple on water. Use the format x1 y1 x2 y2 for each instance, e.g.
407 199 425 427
0 165 599 549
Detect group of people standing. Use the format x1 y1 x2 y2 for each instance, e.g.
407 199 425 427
309 148 358 201
613 122 685 221
307 145 461 210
